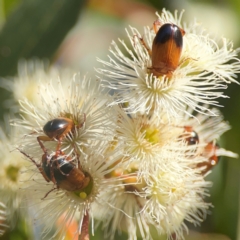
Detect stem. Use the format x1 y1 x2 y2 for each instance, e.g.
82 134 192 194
79 212 89 240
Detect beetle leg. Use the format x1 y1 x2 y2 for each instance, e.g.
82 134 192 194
41 186 58 200
17 148 50 183
37 136 49 153
134 34 152 57
76 153 81 171
37 135 52 142
140 37 152 56
37 134 62 158
37 135 61 161
72 145 83 171
54 140 62 158
152 20 161 34
38 134 64 177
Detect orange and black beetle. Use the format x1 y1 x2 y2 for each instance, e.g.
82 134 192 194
37 114 86 154
151 23 185 77
18 143 90 198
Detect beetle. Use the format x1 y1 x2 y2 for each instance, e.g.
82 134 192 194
151 23 185 77
177 125 199 158
178 126 199 146
182 126 199 146
37 113 86 155
198 141 220 175
17 142 90 199
137 21 185 78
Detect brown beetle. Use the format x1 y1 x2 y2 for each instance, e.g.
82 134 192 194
151 23 185 77
138 21 185 78
37 114 86 155
18 142 90 198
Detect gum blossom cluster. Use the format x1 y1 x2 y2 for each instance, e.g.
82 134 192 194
5 9 239 240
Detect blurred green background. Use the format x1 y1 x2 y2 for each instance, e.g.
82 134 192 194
0 0 239 239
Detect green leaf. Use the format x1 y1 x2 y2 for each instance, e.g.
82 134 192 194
0 0 86 77
2 0 22 16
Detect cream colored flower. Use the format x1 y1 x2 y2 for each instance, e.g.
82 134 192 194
0 123 31 230
6 8 239 240
95 146 211 240
18 142 123 240
11 72 117 157
97 9 240 120
0 60 73 113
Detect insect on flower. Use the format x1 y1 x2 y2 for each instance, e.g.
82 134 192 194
182 126 199 146
151 22 185 77
198 141 220 174
139 21 185 78
18 141 90 199
176 125 200 158
37 114 86 155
